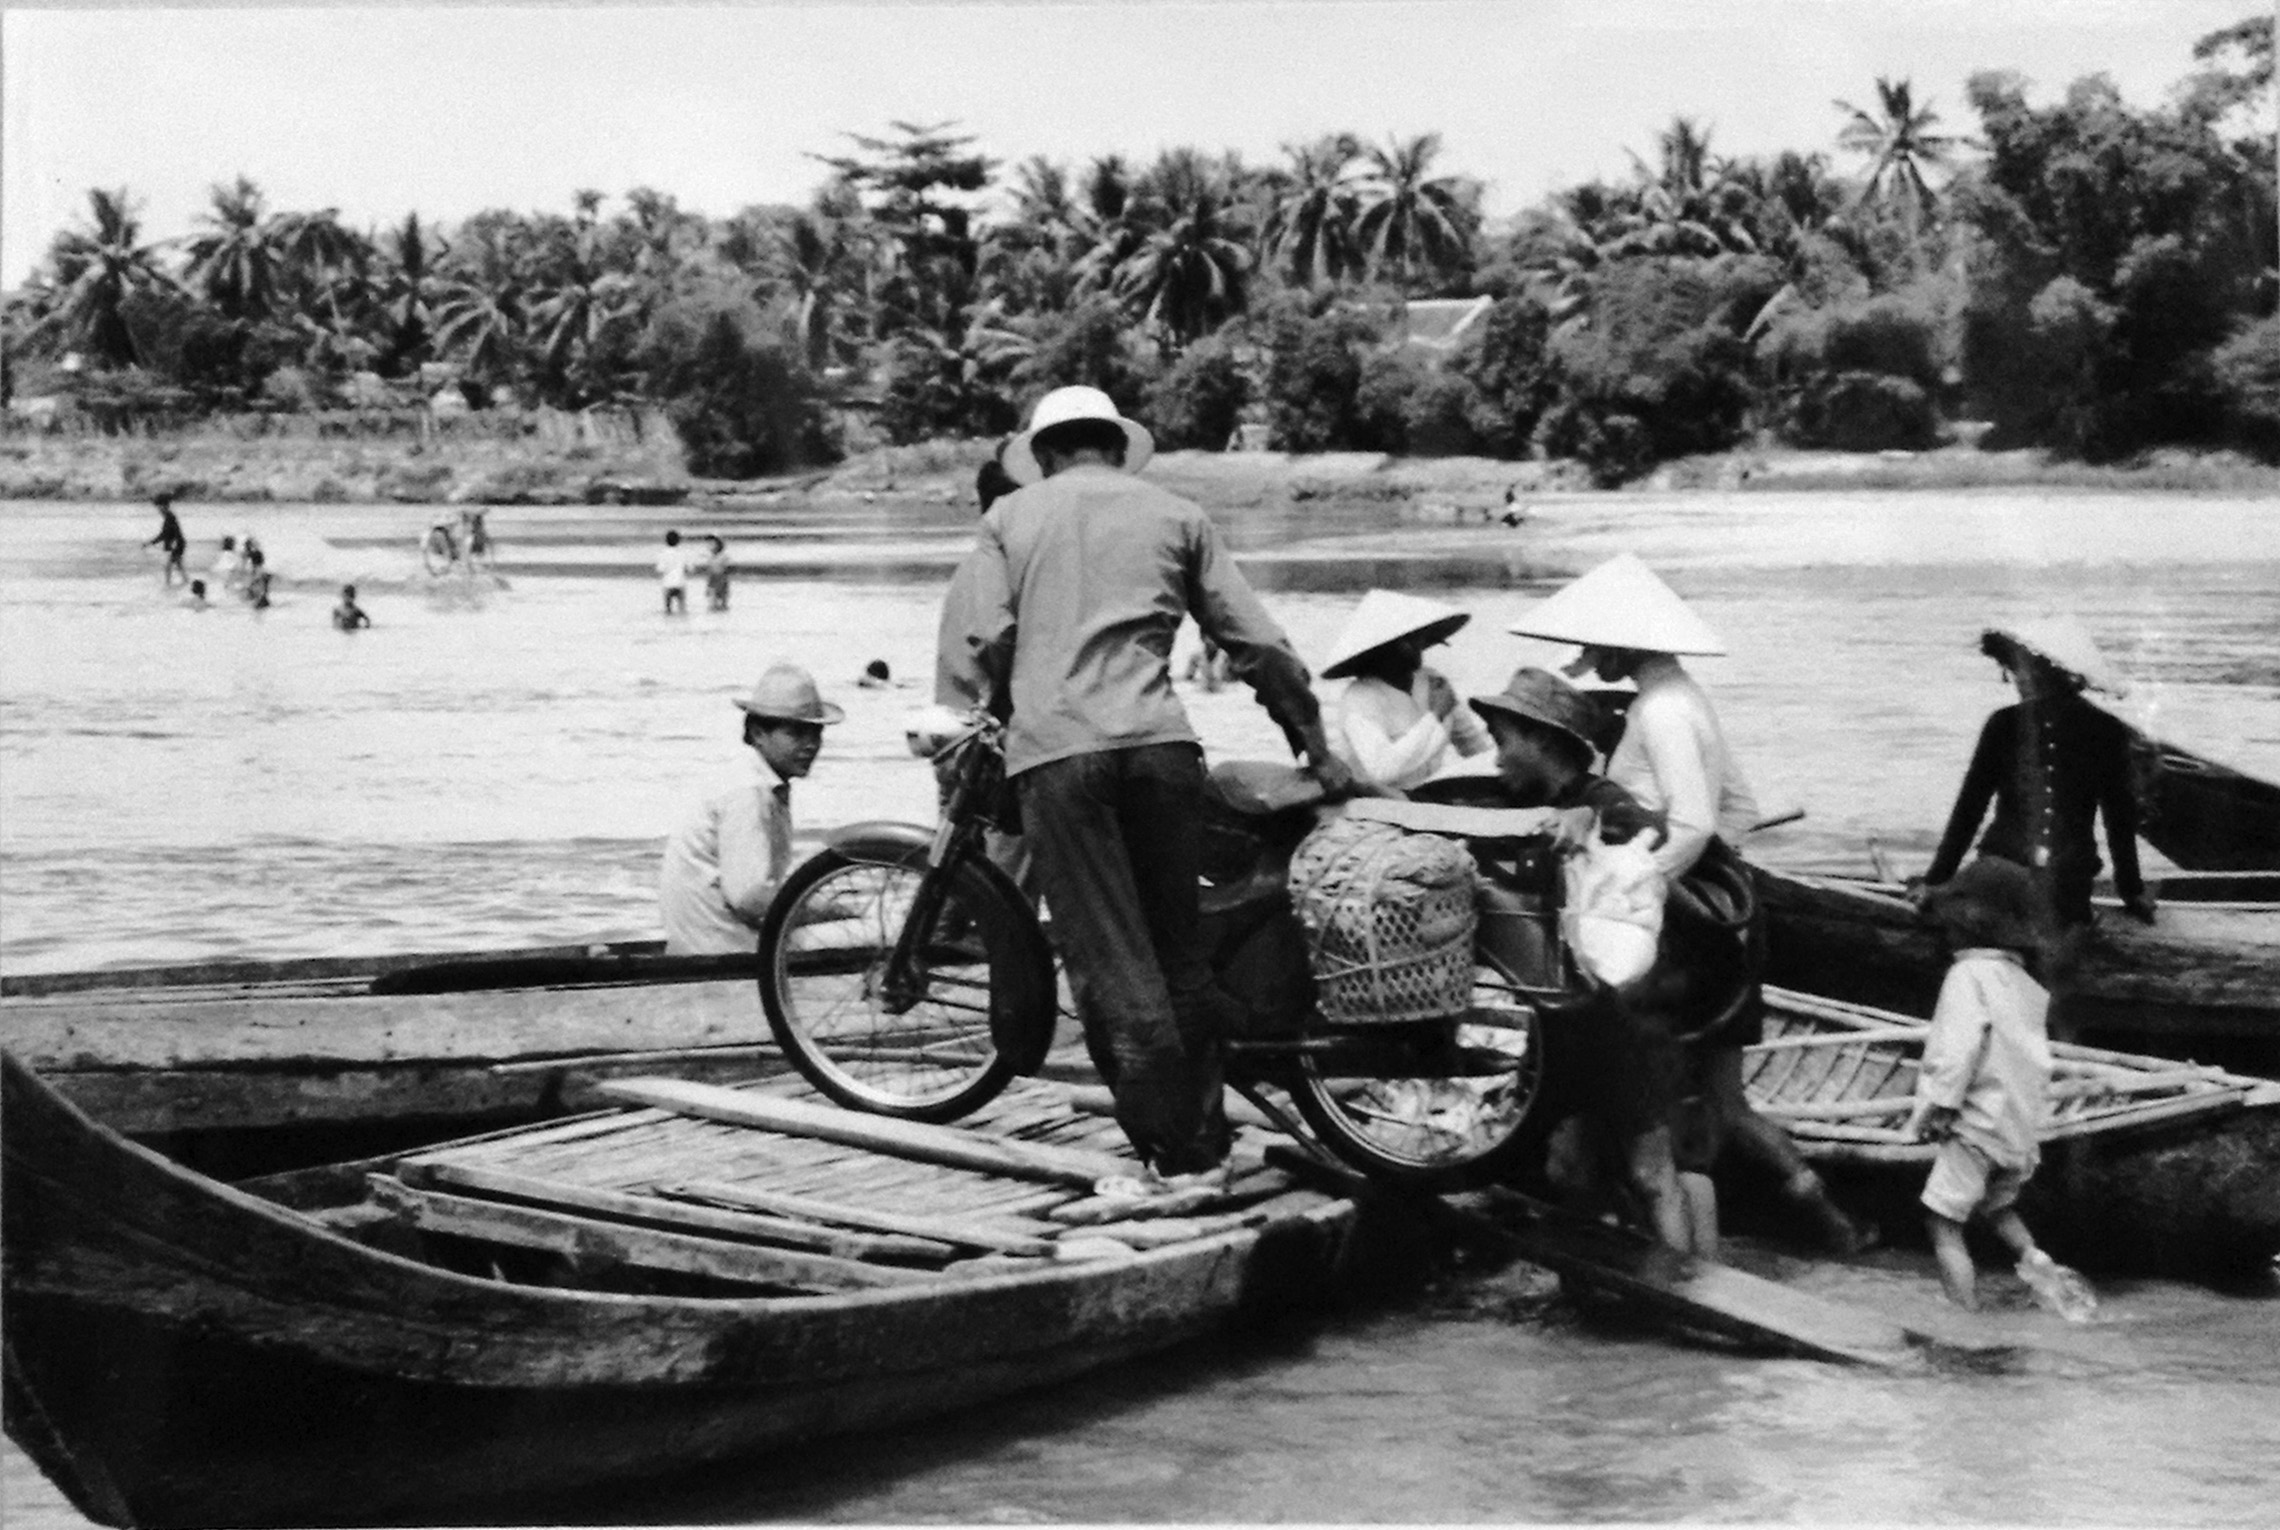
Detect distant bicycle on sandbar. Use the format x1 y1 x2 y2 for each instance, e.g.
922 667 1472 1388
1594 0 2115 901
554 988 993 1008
420 509 507 585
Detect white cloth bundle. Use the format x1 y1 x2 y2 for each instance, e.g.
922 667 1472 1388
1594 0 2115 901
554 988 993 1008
1561 831 1666 987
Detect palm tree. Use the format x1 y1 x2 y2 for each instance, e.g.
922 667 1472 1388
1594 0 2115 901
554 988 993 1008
184 176 284 322
1115 166 1249 347
1261 134 1363 288
771 212 858 370
1070 155 1148 300
1355 133 1475 289
376 213 445 376
1835 78 1962 224
36 188 172 365
527 217 632 403
271 209 374 371
432 217 528 386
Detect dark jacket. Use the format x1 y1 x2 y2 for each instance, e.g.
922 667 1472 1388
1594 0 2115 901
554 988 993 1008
1927 698 2144 922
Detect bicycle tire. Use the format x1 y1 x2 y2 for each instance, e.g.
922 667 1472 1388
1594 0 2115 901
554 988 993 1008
1290 954 1555 1189
420 528 455 577
759 845 1052 1122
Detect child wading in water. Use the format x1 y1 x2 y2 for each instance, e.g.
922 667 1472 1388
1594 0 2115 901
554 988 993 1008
703 536 731 612
1908 857 2096 1319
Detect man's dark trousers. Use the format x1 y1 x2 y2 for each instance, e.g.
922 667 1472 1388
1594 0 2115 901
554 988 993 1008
1018 741 1231 1174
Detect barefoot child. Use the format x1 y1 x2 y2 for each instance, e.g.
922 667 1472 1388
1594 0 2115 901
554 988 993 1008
1907 856 2095 1318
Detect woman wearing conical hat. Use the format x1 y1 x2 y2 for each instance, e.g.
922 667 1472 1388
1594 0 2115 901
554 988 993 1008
1319 589 1494 794
1922 617 2152 932
1511 553 1872 1255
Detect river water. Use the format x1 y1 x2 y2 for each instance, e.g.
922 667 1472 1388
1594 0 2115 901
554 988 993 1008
3 486 2277 1523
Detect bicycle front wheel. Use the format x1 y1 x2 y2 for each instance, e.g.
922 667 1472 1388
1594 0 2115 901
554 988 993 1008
1291 959 1553 1189
759 846 1046 1121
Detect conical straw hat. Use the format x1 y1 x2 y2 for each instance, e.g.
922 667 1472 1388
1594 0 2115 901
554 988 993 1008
1319 590 1472 679
1983 616 2128 699
1505 553 1725 656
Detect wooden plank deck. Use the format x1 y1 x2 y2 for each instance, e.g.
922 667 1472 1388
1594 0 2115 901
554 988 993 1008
376 1076 1291 1290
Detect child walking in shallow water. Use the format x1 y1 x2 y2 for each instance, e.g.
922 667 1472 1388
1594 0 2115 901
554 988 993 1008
1908 857 2095 1319
703 536 731 612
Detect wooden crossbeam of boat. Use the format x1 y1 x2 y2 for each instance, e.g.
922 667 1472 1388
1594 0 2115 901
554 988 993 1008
1747 1026 1929 1053
488 1041 785 1075
2039 1089 2249 1142
394 1159 958 1264
596 1078 1130 1188
663 1180 1058 1257
1757 1095 1915 1122
363 1175 940 1291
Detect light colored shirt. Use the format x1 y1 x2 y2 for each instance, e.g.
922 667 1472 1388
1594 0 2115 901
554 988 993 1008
1605 654 1761 880
659 771 796 954
1334 670 1493 793
935 463 1319 777
1907 948 2052 1171
655 548 690 590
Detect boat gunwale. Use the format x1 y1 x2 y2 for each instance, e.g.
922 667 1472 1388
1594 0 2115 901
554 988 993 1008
3 1052 1350 1361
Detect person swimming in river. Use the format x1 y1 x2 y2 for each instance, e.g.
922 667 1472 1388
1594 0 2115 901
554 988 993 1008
332 584 371 631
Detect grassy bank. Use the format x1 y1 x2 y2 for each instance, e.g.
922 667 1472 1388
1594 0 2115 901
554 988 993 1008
7 419 2277 512
0 412 691 506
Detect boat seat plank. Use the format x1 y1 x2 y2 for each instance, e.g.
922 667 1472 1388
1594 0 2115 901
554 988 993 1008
665 1181 1059 1256
364 1177 938 1291
401 1160 958 1264
596 1079 1130 1188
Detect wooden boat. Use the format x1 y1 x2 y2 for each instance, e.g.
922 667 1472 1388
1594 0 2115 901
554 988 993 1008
1 1052 1359 1529
1754 864 2280 1077
0 939 785 1151
2129 726 2280 872
1744 986 2280 1276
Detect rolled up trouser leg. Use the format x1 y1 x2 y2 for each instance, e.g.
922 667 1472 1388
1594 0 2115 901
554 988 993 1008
1019 748 1208 1169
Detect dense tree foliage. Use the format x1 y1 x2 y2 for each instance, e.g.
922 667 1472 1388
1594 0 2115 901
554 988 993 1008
7 15 2277 479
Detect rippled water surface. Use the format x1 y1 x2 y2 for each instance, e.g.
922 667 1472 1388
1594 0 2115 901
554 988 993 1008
3 488 2277 1525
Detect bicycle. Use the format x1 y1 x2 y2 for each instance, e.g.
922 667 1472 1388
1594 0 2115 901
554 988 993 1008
420 511 498 578
756 711 1591 1188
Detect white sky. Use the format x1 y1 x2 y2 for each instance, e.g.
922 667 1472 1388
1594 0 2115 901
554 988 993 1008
2 0 2260 287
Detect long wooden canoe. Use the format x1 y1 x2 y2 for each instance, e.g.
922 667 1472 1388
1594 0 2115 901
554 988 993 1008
1745 986 2280 1276
1 1052 1359 1529
1755 864 2280 1077
0 939 785 1149
2128 726 2280 872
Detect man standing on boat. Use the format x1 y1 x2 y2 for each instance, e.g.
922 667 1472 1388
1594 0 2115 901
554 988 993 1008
936 386 1353 1184
659 663 843 955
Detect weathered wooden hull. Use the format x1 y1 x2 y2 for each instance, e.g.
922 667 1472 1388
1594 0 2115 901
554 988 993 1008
2130 728 2280 872
1 1054 1357 1528
1745 989 2280 1277
0 941 784 1147
1755 866 2280 1076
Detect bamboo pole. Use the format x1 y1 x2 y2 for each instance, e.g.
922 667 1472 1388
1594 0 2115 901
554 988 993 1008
596 1078 1130 1188
665 1180 1057 1256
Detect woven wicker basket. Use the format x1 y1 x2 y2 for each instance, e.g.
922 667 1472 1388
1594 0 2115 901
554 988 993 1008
1288 815 1477 1025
